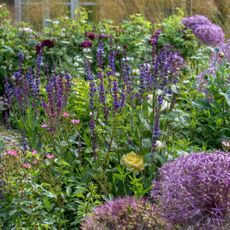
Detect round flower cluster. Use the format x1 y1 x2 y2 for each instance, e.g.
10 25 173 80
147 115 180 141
81 197 166 230
182 15 211 30
182 15 225 46
194 24 225 46
151 151 230 229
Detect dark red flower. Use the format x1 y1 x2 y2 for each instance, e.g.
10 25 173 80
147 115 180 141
41 39 54 48
80 40 92 48
35 39 54 55
85 32 96 40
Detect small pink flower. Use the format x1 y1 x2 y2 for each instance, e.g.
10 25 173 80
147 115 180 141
22 162 31 169
63 112 70 117
41 123 48 128
6 150 18 157
45 153 55 159
32 150 38 155
71 119 80 125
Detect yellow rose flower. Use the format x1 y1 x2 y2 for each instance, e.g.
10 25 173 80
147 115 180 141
121 151 144 171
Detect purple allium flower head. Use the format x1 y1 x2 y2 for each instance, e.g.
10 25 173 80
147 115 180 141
151 151 230 228
85 32 96 40
80 40 92 48
194 24 225 46
182 15 211 31
81 197 166 230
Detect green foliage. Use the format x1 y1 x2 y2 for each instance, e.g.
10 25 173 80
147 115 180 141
1 8 229 229
167 48 230 149
156 8 198 58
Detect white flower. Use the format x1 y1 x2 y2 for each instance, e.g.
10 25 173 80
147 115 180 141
19 27 33 33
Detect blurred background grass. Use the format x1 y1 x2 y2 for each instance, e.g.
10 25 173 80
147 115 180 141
2 0 230 36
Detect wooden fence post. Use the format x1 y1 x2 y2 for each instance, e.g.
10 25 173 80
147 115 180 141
14 0 22 21
70 0 79 19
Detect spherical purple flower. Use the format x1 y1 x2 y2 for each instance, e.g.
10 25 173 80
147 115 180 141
81 197 166 230
151 151 230 228
80 40 92 48
182 15 211 31
194 24 225 46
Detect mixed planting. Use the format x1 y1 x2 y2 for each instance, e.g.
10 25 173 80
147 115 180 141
0 5 230 229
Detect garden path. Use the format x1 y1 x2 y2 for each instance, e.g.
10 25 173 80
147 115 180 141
0 122 21 150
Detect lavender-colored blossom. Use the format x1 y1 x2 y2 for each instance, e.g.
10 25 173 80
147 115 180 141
151 109 160 153
151 151 230 228
112 80 120 111
85 60 96 110
150 29 162 46
182 15 211 31
120 85 126 108
194 24 225 46
96 38 104 69
139 64 147 101
43 74 71 128
81 197 166 230
99 33 108 39
108 38 116 75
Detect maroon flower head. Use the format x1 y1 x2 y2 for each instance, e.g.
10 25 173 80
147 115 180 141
85 32 96 40
80 40 92 48
41 39 54 48
36 39 54 55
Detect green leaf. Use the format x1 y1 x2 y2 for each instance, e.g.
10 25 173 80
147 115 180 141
142 138 152 149
43 197 51 211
